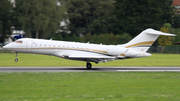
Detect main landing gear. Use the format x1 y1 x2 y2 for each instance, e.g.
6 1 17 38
15 52 18 62
86 62 92 69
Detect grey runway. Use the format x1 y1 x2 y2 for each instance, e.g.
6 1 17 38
0 67 180 72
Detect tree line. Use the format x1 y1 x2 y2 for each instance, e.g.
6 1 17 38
0 0 179 45
53 32 132 45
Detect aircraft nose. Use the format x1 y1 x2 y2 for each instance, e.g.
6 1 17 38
3 45 7 49
3 44 11 50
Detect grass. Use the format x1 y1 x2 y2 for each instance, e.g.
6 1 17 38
0 72 180 101
0 53 180 66
1 53 180 100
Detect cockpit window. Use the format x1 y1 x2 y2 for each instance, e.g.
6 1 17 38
14 41 23 43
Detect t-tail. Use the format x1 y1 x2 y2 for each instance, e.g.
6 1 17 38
118 28 176 52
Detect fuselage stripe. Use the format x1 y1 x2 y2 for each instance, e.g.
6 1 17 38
125 41 154 48
11 47 110 56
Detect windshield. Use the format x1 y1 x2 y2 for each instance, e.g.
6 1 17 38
14 40 23 43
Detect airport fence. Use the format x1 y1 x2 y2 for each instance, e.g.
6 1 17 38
148 46 180 54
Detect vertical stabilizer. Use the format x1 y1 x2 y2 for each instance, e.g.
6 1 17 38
118 28 176 52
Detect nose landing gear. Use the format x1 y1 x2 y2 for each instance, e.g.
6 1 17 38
15 58 18 62
15 52 18 62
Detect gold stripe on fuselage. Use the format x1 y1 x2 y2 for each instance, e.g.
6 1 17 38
120 54 125 56
13 47 108 54
125 41 154 48
92 49 108 54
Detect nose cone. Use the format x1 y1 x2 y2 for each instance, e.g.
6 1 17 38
3 45 7 49
3 44 11 50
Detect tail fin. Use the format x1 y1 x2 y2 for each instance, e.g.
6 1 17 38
118 28 176 52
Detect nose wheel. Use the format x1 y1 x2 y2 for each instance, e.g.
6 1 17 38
86 63 92 69
15 52 18 62
15 58 18 62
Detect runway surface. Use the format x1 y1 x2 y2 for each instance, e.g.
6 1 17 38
0 67 180 72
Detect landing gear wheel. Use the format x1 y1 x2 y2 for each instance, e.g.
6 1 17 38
86 63 92 69
15 52 18 62
15 58 18 62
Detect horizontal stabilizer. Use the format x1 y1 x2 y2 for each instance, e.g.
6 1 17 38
146 28 176 36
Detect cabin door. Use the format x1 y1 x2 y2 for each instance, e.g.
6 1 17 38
26 40 33 52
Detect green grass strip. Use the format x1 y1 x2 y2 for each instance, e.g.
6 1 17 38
0 53 179 66
0 72 180 101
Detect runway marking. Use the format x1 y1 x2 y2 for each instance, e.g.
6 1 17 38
1 67 180 72
113 67 180 68
117 70 180 72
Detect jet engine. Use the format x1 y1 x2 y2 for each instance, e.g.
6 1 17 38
107 46 126 56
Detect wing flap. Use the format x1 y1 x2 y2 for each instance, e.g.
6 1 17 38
68 55 115 59
53 52 115 59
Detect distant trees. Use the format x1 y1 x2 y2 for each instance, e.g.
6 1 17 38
1 0 179 45
160 23 180 44
66 0 114 36
65 0 175 44
158 27 172 46
53 32 132 45
157 27 172 52
112 0 173 37
79 32 132 45
0 0 12 43
12 0 65 38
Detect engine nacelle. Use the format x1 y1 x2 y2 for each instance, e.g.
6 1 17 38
125 49 138 57
107 46 127 56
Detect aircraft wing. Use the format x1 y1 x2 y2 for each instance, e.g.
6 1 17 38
68 55 115 59
53 52 116 63
68 55 116 63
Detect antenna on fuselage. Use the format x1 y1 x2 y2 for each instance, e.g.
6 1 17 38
50 38 52 40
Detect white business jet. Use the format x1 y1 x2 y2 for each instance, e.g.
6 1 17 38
3 28 176 69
